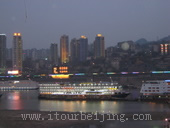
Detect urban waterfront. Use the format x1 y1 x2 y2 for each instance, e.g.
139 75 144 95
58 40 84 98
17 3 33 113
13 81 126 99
1 1 170 127
0 90 169 127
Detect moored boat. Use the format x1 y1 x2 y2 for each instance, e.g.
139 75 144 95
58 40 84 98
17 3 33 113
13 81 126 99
0 80 39 90
140 80 170 103
39 82 130 100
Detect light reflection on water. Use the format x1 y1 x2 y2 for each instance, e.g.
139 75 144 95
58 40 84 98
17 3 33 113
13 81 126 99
0 90 169 114
0 90 168 127
39 99 170 114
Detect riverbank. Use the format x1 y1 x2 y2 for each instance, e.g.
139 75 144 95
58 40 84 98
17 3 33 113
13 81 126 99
0 110 169 128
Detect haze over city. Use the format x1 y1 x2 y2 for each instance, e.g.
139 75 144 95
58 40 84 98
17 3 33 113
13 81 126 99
0 0 170 49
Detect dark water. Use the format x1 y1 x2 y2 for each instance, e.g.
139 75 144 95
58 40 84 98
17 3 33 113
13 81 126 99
0 90 169 128
0 90 169 113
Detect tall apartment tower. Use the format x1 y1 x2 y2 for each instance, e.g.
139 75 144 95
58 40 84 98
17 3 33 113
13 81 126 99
50 43 58 66
60 35 69 64
70 38 80 63
79 35 88 62
94 34 105 58
0 34 6 70
12 33 23 72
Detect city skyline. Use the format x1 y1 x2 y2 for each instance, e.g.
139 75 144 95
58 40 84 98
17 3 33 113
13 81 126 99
0 0 170 49
2 33 170 50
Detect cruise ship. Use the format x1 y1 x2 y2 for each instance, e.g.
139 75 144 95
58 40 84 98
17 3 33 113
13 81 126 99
39 82 130 100
0 80 39 90
140 80 170 103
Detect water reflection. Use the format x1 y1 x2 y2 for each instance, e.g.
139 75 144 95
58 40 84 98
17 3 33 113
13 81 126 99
0 90 39 110
8 92 20 100
6 92 22 110
39 100 170 113
0 91 169 114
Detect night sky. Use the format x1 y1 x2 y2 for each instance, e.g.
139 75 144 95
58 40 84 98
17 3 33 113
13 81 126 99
0 0 170 49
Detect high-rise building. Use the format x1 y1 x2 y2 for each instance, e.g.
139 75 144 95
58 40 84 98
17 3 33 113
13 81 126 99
88 43 94 57
160 44 170 55
31 48 38 61
94 34 105 58
0 34 6 71
79 36 88 62
12 33 23 72
6 48 12 61
60 35 69 64
70 38 80 63
50 43 58 66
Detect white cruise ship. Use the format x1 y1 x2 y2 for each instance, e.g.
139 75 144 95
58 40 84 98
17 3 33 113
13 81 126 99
39 82 130 100
0 80 39 90
140 80 170 102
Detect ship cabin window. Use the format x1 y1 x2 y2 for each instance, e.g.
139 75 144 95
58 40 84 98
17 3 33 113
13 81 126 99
156 87 159 89
148 87 151 89
149 90 151 92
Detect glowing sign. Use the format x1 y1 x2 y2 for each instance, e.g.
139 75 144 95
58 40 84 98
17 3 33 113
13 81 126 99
53 67 58 74
8 70 19 75
121 72 128 74
49 74 69 79
53 66 68 74
132 72 139 74
152 71 164 74
107 72 116 75
164 71 170 73
75 73 85 75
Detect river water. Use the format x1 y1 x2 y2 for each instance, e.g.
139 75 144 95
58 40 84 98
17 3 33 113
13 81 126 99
0 90 169 128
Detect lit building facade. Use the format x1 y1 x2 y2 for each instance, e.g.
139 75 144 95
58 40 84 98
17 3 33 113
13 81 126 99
160 44 170 55
94 34 105 58
60 35 69 64
0 34 6 71
79 36 88 62
12 33 23 72
50 43 58 66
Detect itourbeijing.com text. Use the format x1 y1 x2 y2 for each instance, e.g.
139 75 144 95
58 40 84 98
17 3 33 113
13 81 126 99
21 111 152 123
